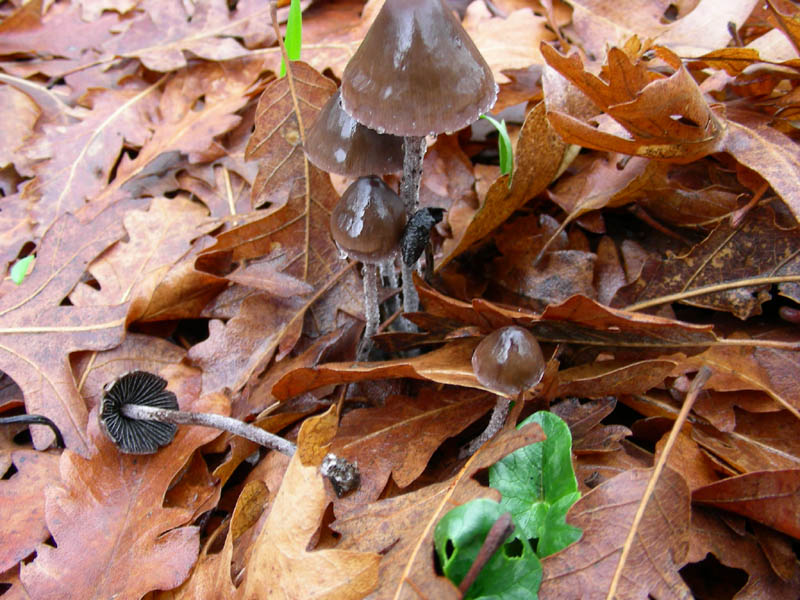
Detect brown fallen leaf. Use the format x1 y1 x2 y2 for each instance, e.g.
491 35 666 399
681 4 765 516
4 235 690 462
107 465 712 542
0 450 60 573
439 102 567 267
687 507 800 596
615 205 800 318
238 427 380 599
333 422 545 599
19 367 225 600
0 199 142 453
540 467 692 599
330 388 497 513
557 358 678 398
693 469 800 539
542 43 725 163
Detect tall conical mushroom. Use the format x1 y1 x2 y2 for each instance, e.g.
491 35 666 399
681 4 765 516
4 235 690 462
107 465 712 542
330 176 406 344
305 90 404 177
341 0 496 314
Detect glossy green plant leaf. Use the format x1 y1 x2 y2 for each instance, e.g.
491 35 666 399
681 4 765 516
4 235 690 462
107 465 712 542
434 499 542 600
10 255 34 285
490 411 582 557
480 114 513 184
279 0 302 78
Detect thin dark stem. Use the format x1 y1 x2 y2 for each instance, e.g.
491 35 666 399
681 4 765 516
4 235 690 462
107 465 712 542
121 404 297 456
400 135 426 217
363 262 380 339
458 512 515 596
0 414 64 449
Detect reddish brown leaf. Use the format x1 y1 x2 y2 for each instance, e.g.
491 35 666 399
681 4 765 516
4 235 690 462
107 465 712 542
693 469 800 539
540 467 692 599
19 367 224 600
333 423 545 599
330 389 497 513
0 450 60 572
0 200 141 453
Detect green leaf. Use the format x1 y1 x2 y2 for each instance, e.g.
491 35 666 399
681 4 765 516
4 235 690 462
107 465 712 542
480 114 513 185
10 255 34 285
489 411 582 557
279 0 302 78
434 499 542 600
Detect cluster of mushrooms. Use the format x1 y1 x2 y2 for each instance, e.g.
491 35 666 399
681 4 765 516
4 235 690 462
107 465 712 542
48 0 546 492
307 0 497 348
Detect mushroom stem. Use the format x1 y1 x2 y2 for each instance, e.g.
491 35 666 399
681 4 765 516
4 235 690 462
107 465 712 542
0 414 64 449
400 135 426 217
401 260 420 318
363 262 381 339
460 392 520 458
380 258 400 315
120 403 297 457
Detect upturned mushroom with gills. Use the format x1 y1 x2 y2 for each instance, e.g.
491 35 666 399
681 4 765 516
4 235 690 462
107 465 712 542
462 326 545 456
100 371 360 496
330 176 406 353
340 0 496 312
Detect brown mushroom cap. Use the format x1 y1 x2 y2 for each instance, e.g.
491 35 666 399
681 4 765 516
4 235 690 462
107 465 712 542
341 0 496 137
472 326 545 396
305 90 404 176
331 176 406 263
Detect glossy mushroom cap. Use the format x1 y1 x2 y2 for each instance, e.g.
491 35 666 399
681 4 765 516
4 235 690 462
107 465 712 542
331 176 406 263
305 90 404 176
472 326 545 397
99 371 179 454
341 0 496 137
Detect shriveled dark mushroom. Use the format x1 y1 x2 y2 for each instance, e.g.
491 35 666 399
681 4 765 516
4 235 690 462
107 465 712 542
340 0 496 216
305 90 404 177
330 176 406 344
463 326 545 456
100 371 360 495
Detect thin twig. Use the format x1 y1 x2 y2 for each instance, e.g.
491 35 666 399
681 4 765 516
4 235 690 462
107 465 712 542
458 512 515 596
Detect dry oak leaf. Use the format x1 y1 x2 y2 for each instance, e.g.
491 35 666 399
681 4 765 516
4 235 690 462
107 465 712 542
69 196 222 324
19 81 158 238
19 373 227 600
333 422 545 599
329 388 497 514
245 61 336 208
693 469 800 540
687 507 800 597
167 480 268 600
540 467 692 599
542 44 726 163
99 0 295 72
614 205 800 318
0 450 60 573
0 199 142 454
568 0 759 60
238 453 380 599
439 101 567 267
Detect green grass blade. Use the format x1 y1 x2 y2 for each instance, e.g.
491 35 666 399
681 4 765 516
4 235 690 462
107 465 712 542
480 114 513 185
10 255 34 285
279 0 302 78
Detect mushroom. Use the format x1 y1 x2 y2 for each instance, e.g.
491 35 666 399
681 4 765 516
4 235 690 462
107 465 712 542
340 0 496 216
100 371 360 495
463 326 545 456
305 90 404 177
330 176 406 345
400 207 445 303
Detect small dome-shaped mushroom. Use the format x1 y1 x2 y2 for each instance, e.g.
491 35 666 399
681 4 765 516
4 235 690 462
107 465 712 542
472 326 545 397
330 176 406 264
305 90 404 177
99 371 179 454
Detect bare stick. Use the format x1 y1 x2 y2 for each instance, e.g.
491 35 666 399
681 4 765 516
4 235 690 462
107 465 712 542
458 512 515 595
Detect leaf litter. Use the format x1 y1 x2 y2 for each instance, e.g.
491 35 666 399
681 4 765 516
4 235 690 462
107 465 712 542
1 1 800 599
